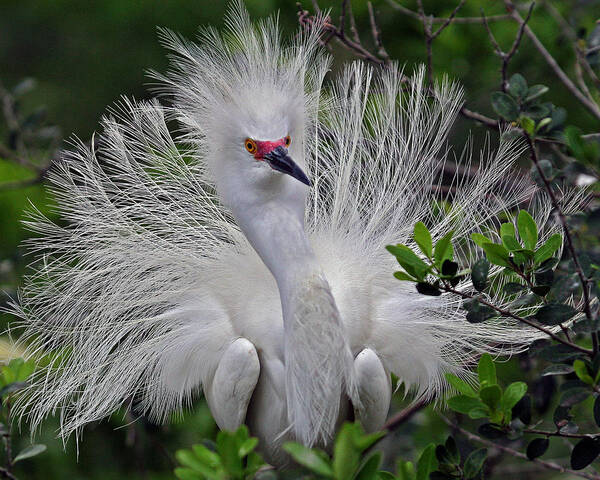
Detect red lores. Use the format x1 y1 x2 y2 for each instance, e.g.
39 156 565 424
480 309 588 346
253 138 287 160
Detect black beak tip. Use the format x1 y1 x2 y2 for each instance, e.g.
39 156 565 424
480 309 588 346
264 146 312 188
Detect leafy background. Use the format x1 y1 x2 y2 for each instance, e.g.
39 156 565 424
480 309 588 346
0 0 599 478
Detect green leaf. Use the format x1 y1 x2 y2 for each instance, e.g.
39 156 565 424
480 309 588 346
468 406 490 419
444 436 460 465
13 444 47 463
541 364 574 376
500 382 527 412
175 450 220 479
282 443 334 477
471 233 492 248
525 84 549 102
477 353 496 386
477 423 506 439
479 385 502 410
174 468 203 480
355 452 382 480
415 444 436 480
535 304 577 325
517 210 538 251
508 73 528 98
463 448 487 479
513 395 532 425
481 243 511 268
491 92 520 121
0 382 29 398
536 117 552 132
521 116 535 136
560 388 590 407
394 271 417 282
441 260 458 277
353 430 386 451
594 396 600 427
416 282 441 296
526 438 549 460
503 282 527 295
386 245 430 281
447 395 484 414
445 373 477 397
378 472 396 480
500 222 515 238
534 234 562 264
414 222 432 258
471 258 489 292
216 432 242 477
238 437 258 457
434 231 454 267
191 445 221 469
333 424 361 479
573 360 595 385
571 438 600 470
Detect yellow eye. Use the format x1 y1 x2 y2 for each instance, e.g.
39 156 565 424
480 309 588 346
284 135 291 147
244 138 257 154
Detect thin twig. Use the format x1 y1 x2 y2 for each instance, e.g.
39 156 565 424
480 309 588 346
431 0 466 40
482 3 534 92
347 0 361 43
415 0 465 88
503 0 600 121
386 1 510 24
443 284 593 356
0 467 17 480
460 106 499 129
367 2 390 63
441 415 600 480
502 2 535 91
524 428 600 439
384 397 429 431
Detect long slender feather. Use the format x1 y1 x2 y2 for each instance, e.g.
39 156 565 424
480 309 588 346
5 2 578 449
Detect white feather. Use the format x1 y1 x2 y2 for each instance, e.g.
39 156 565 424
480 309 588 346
7 1 575 460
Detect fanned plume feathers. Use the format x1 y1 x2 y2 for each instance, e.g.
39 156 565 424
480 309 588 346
8 2 568 449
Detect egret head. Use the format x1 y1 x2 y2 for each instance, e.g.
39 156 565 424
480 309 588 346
153 2 329 209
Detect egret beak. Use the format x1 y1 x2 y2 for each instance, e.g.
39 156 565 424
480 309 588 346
263 146 311 187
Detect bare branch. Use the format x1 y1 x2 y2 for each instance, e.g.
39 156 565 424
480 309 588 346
481 10 504 57
347 0 361 43
431 0 466 40
367 2 390 63
460 107 499 129
386 0 510 24
384 398 429 431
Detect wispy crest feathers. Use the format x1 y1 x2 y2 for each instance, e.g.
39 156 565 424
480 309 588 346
8 2 569 448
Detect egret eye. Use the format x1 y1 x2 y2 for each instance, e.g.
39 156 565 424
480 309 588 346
284 135 291 147
244 138 257 154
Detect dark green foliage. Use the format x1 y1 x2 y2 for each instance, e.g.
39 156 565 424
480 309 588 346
174 426 264 480
571 438 600 470
526 438 549 460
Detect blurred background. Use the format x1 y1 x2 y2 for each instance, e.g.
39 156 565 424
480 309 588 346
0 0 599 478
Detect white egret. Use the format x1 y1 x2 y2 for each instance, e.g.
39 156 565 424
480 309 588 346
11 2 553 466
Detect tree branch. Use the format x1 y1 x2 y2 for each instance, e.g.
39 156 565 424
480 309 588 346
386 1 510 24
443 284 593 356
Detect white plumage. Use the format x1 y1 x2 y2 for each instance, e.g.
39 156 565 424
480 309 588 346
10 2 557 465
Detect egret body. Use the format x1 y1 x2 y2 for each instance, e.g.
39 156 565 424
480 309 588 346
11 2 553 465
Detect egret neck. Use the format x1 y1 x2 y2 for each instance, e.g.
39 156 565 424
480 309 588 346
230 178 354 447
